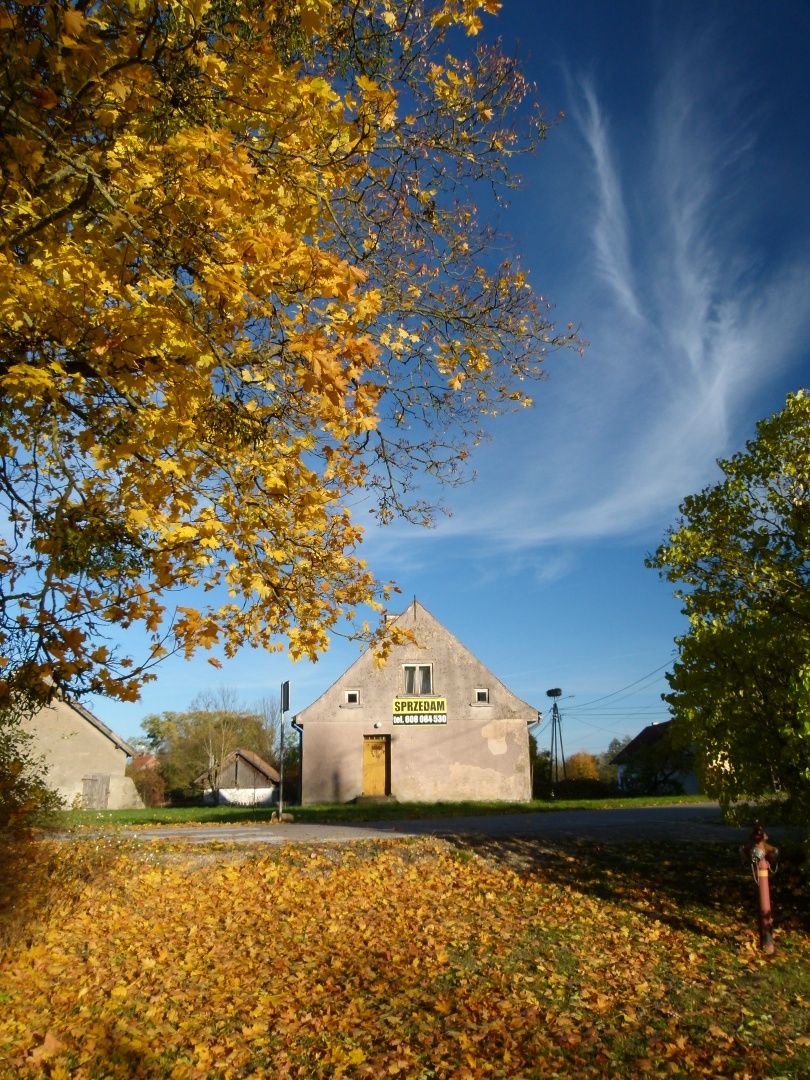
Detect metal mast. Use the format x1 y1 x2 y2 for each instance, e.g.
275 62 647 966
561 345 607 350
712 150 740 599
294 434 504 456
546 688 567 796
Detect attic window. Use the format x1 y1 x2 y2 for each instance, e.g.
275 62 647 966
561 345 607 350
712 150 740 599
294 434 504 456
475 688 490 704
404 664 432 695
345 689 360 706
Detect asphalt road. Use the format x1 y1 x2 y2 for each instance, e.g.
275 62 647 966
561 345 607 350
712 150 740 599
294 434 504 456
123 804 799 847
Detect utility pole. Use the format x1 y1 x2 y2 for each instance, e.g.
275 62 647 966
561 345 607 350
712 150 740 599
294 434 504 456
279 680 289 818
546 688 567 797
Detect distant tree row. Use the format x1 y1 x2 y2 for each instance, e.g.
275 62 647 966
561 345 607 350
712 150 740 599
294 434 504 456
529 735 635 799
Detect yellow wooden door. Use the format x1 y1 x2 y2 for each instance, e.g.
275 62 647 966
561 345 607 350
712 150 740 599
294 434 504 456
363 735 389 796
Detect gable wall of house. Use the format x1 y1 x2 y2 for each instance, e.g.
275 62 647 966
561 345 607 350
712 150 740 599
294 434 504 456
23 699 143 809
219 755 272 789
296 603 534 804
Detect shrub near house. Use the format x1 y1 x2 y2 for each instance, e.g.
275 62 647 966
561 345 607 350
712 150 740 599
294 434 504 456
126 755 166 808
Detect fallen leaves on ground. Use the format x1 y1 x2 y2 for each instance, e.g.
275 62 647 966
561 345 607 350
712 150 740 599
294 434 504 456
0 835 807 1078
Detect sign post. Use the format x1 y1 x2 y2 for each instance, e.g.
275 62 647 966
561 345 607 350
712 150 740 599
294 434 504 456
279 680 289 819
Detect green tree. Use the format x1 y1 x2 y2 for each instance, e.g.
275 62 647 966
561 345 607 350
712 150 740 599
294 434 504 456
647 391 810 820
528 733 551 799
596 736 631 786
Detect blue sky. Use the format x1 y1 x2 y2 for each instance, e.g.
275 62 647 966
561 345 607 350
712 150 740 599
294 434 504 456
91 0 810 758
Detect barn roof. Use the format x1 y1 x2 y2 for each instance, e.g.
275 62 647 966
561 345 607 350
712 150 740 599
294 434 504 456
611 721 673 765
232 748 280 782
193 748 280 786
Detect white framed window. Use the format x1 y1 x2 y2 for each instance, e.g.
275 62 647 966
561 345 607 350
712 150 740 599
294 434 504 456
403 663 432 696
345 689 360 705
475 688 490 704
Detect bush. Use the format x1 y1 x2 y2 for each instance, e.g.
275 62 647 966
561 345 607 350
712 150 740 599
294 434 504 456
534 775 620 800
125 761 166 808
165 788 206 808
0 708 63 834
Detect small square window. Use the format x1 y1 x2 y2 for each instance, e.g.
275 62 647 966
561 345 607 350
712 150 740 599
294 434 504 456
345 689 360 705
475 688 489 704
403 664 432 695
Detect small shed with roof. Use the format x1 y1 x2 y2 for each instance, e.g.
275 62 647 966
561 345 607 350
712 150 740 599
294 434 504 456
195 748 280 806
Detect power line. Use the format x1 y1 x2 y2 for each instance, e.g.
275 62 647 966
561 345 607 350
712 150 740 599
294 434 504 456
572 716 635 737
574 704 668 712
580 700 669 708
573 715 667 726
565 658 674 712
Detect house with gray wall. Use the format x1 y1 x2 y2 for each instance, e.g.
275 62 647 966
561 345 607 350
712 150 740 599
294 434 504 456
294 600 537 804
23 698 143 810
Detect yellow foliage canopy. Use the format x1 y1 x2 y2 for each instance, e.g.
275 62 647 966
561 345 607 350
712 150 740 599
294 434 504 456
0 0 578 703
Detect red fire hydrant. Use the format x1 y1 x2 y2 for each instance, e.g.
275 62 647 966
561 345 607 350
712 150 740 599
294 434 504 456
742 823 778 955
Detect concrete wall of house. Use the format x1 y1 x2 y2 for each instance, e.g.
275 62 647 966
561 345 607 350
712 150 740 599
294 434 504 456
23 700 143 809
297 603 533 803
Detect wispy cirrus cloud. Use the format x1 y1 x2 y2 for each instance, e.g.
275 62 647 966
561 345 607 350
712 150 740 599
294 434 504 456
361 23 809 569
574 79 643 324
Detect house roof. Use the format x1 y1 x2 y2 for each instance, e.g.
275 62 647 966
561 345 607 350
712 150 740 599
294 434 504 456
611 721 673 765
294 597 539 722
66 698 137 756
194 748 280 786
234 748 280 782
131 753 160 770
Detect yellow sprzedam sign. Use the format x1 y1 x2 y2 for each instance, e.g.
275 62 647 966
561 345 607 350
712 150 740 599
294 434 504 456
392 698 447 725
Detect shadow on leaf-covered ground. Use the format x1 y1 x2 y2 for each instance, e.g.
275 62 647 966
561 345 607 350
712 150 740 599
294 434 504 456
445 833 809 937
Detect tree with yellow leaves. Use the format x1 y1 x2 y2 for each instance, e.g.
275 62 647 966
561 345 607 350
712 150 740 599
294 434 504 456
0 0 577 708
565 751 600 783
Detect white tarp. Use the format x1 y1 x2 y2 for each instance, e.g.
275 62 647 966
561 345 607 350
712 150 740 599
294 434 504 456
203 787 277 807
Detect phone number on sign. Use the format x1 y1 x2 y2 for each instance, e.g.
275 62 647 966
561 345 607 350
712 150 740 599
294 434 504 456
392 714 447 725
